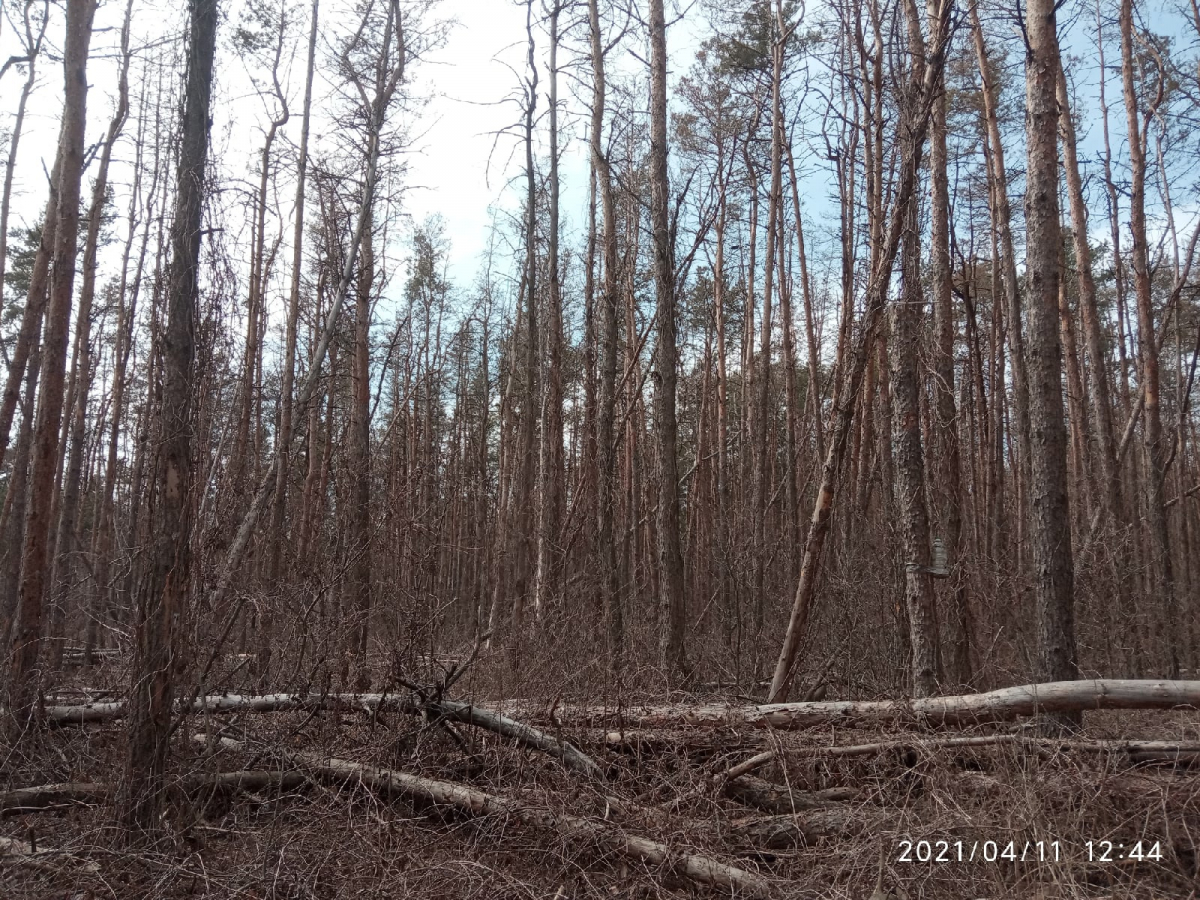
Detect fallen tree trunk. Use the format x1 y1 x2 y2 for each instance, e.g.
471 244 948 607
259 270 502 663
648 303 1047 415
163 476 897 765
427 700 601 777
41 691 419 724
42 679 1200 731
199 735 777 898
582 680 1200 730
0 771 309 819
720 734 1200 782
724 777 856 815
44 691 600 777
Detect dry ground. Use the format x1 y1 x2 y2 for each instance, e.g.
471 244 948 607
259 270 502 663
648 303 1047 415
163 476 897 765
2 659 1198 899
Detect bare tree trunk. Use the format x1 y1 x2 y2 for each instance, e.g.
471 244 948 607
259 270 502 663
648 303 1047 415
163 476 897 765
768 0 952 702
1024 0 1079 731
893 159 940 696
926 0 968 686
262 0 319 679
535 0 565 622
510 0 539 644
589 0 622 667
48 0 134 669
1119 0 1177 675
349 213 373 667
0 0 48 464
7 0 96 730
969 3 1033 564
119 0 216 832
649 0 688 685
1057 61 1120 524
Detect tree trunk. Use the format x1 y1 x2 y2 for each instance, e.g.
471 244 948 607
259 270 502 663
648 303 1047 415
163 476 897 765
926 0 969 686
1119 0 1176 675
7 0 96 730
1024 0 1079 731
648 0 688 684
589 0 622 666
1057 60 1120 524
535 1 564 622
119 0 216 832
768 0 952 702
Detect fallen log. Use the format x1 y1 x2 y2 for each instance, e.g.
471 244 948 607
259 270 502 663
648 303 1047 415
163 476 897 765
42 693 600 777
199 735 778 898
724 777 856 815
41 692 420 724
0 771 311 820
565 680 1200 730
427 700 601 777
42 679 1200 731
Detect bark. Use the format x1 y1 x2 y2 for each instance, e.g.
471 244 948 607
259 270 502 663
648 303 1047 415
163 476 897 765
893 182 941 697
349 211 373 663
39 679 1200 732
510 0 539 641
540 679 1200 731
7 0 96 728
119 0 216 832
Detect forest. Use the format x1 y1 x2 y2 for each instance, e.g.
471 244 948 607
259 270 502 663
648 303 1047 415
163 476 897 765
1 0 1199 895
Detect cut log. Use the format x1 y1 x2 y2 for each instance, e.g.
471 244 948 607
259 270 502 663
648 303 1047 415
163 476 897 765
724 776 856 815
198 735 778 898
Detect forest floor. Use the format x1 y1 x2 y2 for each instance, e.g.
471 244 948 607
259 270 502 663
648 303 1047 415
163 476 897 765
2 656 1199 899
